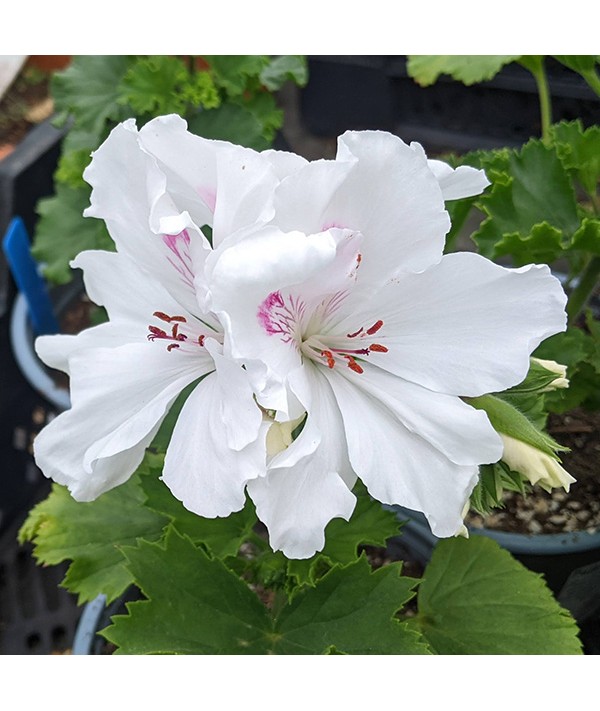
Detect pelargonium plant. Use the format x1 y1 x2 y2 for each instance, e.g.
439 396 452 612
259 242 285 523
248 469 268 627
22 114 583 655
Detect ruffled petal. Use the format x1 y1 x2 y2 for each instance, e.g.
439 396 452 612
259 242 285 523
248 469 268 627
138 114 278 248
410 141 490 200
325 368 479 537
248 365 356 558
344 364 503 466
34 342 211 499
333 130 450 279
331 252 567 397
162 371 268 518
83 119 210 315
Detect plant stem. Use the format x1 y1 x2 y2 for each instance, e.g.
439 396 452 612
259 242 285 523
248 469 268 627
567 255 600 325
520 56 553 143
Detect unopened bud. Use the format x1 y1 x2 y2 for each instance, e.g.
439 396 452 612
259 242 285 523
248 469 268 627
500 434 575 493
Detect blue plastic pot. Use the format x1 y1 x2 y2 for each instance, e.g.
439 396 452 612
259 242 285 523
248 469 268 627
393 505 600 594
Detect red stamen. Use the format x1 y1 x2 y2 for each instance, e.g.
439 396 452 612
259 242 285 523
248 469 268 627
198 335 205 347
167 343 180 352
321 350 336 369
366 320 383 336
153 311 187 324
346 327 364 339
343 355 364 374
148 326 167 340
369 343 388 353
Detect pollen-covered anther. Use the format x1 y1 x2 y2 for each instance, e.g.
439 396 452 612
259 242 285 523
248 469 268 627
369 343 388 353
366 320 383 336
347 319 384 339
167 343 180 352
343 355 364 374
321 350 336 369
153 311 187 324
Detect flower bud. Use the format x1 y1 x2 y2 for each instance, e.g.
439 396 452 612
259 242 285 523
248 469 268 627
266 416 305 457
500 434 576 493
530 358 569 392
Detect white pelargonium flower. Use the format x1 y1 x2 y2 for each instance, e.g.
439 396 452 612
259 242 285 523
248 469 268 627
33 115 306 510
33 117 568 562
206 130 568 557
500 435 575 492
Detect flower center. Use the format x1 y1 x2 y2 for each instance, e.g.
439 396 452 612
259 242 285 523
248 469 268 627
302 318 388 374
147 311 208 352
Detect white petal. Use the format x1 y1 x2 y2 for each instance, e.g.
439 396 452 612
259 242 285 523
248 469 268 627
139 114 279 247
325 369 479 537
34 342 211 499
333 130 450 279
83 120 210 315
333 252 567 397
162 372 268 518
410 141 490 200
207 224 338 386
346 365 503 466
248 365 356 558
203 339 263 451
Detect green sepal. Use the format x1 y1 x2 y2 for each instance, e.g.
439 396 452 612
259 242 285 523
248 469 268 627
415 537 582 654
469 462 529 515
504 358 567 395
465 394 567 456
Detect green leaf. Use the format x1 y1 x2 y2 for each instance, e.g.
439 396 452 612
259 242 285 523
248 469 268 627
241 92 283 141
32 186 114 284
473 139 580 262
551 120 600 197
273 556 427 654
206 55 270 96
416 537 582 654
104 528 273 654
260 55 308 90
105 528 429 654
51 55 133 140
119 55 189 117
553 56 600 97
407 55 520 87
187 102 269 149
140 466 256 559
54 148 93 189
18 475 168 604
571 218 600 255
180 70 221 110
287 493 402 585
554 55 599 74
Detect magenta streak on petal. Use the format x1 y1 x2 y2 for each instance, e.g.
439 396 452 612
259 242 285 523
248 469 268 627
257 291 305 344
197 186 217 213
162 230 195 289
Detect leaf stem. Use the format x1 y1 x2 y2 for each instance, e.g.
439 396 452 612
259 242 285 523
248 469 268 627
520 56 553 143
567 255 600 325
